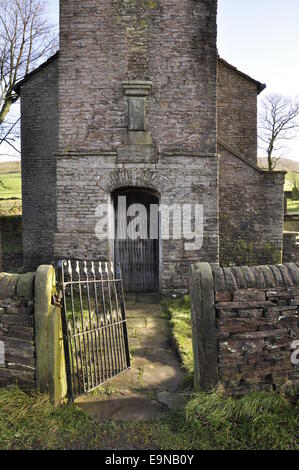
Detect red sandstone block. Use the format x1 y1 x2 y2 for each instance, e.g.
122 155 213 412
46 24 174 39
215 291 232 302
217 310 237 319
217 319 258 334
234 329 288 340
216 301 275 310
233 290 266 302
219 337 265 354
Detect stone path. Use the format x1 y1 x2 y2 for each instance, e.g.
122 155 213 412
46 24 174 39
76 295 187 421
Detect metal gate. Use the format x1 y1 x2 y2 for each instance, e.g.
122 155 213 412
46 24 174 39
113 188 160 293
59 260 130 400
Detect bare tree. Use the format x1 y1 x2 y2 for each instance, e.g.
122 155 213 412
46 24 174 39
259 93 299 171
0 0 57 152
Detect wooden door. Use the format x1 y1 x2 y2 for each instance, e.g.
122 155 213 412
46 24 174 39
113 188 159 293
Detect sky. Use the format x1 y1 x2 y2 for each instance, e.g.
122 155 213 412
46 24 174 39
2 0 299 161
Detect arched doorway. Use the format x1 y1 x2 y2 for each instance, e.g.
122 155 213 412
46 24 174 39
112 187 160 293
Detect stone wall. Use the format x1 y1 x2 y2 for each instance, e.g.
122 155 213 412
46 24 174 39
217 59 261 165
191 262 299 397
283 232 299 263
0 272 36 391
59 0 218 154
0 266 67 403
20 57 59 270
0 216 23 272
218 143 285 267
55 157 219 293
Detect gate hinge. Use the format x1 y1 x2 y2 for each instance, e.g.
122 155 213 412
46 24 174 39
52 291 63 308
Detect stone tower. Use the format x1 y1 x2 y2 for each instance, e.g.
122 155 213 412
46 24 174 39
54 0 219 293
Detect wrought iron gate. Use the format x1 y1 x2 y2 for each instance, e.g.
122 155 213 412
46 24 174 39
59 260 130 399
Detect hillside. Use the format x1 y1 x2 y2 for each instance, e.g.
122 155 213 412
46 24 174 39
0 161 21 174
258 157 299 173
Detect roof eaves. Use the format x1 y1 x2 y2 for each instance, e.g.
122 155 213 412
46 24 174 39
14 51 59 93
218 57 266 95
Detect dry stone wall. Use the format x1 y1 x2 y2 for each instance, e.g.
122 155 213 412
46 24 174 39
0 266 67 403
0 272 36 391
191 262 299 397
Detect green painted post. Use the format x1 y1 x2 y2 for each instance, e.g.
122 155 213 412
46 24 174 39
35 265 67 405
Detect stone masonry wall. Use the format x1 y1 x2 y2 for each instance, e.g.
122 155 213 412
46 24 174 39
191 262 299 397
59 0 218 154
212 263 299 397
20 57 59 270
219 144 285 267
217 59 259 164
55 156 219 293
55 0 219 292
0 216 23 272
0 272 36 391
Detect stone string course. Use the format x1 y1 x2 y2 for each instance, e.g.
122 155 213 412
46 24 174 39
211 263 299 396
0 272 36 391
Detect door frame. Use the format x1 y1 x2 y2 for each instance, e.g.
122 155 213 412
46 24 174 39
111 186 161 293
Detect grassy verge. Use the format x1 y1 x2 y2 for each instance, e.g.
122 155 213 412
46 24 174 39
0 386 297 450
0 296 298 450
161 296 193 381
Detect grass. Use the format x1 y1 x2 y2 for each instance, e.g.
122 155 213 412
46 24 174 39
287 199 299 214
0 296 298 450
0 386 298 450
0 172 22 199
161 296 193 377
0 171 22 216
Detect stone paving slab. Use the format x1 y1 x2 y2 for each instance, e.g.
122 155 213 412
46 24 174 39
77 392 168 421
76 300 187 421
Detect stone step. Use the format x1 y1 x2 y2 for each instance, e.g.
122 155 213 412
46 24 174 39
125 293 161 305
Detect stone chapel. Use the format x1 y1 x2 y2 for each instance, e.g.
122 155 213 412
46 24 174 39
16 0 285 293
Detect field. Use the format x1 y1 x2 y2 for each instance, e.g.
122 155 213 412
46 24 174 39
0 163 22 271
285 172 299 213
0 162 22 216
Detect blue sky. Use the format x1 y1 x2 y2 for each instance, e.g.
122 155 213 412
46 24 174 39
3 0 299 161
